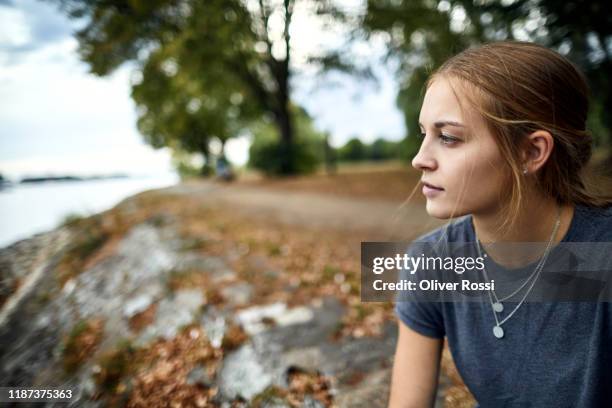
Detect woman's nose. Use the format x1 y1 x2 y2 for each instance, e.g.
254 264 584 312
411 140 437 171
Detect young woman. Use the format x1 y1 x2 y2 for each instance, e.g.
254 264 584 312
389 41 612 407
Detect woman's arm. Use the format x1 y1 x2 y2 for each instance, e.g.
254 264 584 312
388 319 443 408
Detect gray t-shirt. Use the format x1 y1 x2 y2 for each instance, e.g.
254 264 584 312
395 204 612 407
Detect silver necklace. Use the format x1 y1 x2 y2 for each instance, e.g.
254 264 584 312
476 206 561 313
476 207 561 339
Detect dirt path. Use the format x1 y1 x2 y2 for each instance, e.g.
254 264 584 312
159 180 444 241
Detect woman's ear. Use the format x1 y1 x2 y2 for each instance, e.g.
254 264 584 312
522 130 554 173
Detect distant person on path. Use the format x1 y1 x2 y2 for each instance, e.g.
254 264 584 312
215 156 235 182
389 41 612 407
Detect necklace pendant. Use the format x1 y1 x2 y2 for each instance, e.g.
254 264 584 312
493 325 504 339
493 302 504 313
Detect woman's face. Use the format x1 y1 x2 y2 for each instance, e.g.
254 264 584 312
413 77 510 219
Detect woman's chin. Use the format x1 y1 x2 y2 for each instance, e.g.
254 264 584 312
425 201 465 219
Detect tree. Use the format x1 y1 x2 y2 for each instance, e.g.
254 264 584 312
514 0 611 150
131 38 258 175
363 0 474 162
338 137 367 162
50 0 362 175
248 105 326 175
369 137 399 160
363 0 612 161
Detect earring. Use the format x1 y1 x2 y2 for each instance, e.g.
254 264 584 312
522 166 528 175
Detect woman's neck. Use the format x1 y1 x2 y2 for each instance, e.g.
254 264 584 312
472 196 575 268
472 197 574 244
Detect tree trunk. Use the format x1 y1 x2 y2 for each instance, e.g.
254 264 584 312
200 155 213 177
219 139 226 159
276 106 294 174
324 133 336 175
276 0 295 175
199 142 213 177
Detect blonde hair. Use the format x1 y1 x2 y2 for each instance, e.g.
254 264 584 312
425 40 611 233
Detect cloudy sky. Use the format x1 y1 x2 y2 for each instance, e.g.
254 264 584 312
0 0 404 180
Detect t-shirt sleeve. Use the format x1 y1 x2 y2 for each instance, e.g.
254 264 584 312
395 299 445 339
394 240 446 339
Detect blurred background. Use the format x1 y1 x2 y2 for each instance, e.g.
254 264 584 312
1 0 611 406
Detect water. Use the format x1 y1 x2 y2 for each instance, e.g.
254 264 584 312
0 173 180 248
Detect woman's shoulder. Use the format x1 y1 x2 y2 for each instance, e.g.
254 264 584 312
578 203 612 219
570 204 612 241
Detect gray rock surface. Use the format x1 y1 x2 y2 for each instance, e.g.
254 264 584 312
0 186 450 407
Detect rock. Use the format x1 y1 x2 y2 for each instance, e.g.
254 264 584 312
123 294 154 318
81 375 97 398
137 289 204 343
236 303 286 336
70 224 177 319
215 298 346 404
277 347 324 373
220 282 253 306
0 228 72 327
333 369 390 408
219 343 273 400
235 302 314 336
62 279 77 295
316 321 397 384
274 306 313 327
0 197 411 408
174 254 236 283
201 309 227 349
253 297 344 350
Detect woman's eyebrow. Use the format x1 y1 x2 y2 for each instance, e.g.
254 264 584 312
418 120 465 128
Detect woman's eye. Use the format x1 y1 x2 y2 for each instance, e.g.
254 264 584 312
418 132 461 145
439 134 459 145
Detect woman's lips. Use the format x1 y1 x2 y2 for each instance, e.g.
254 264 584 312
421 181 444 197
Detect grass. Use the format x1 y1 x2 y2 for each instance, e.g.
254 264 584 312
60 212 88 228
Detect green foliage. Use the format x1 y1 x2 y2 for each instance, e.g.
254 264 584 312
248 134 320 176
588 97 610 149
60 212 87 228
131 38 257 178
170 148 209 179
248 107 326 175
337 137 402 162
369 138 392 160
173 160 204 180
52 0 358 175
338 138 366 162
364 0 612 161
398 135 421 164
